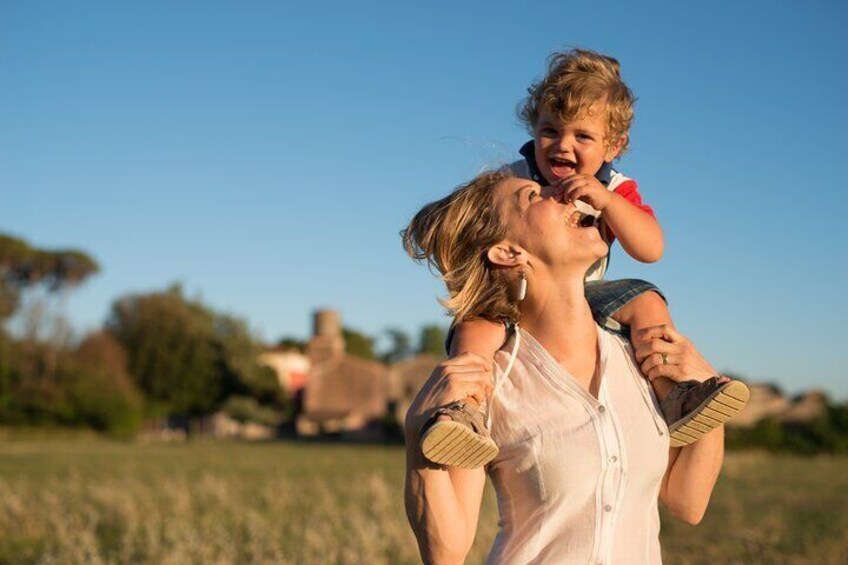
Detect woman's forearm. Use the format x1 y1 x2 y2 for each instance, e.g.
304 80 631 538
402 351 491 562
405 446 484 564
660 426 724 524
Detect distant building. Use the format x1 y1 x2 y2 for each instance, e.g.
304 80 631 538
297 310 390 439
389 353 442 426
728 382 827 428
779 390 828 425
258 348 310 396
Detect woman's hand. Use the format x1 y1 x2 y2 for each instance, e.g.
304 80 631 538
632 325 717 383
404 354 491 563
404 353 494 441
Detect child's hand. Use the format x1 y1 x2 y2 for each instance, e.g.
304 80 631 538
554 174 612 210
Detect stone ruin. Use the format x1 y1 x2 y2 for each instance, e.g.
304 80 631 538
728 382 827 428
295 309 440 440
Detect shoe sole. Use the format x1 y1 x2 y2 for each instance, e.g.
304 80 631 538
420 421 499 469
668 380 750 447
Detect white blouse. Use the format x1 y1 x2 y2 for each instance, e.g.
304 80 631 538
486 326 670 565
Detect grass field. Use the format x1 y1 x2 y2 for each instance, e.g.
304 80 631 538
1 439 846 564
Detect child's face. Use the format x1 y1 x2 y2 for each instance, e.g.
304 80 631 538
533 104 621 185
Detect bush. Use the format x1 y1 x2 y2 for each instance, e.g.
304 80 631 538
60 361 143 439
53 331 142 438
727 403 848 455
223 395 282 427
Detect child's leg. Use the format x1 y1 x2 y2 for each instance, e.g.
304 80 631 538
588 279 750 447
611 289 677 401
584 279 675 400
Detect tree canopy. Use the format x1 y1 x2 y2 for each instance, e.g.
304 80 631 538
418 325 447 358
381 327 412 363
0 234 99 320
343 327 376 360
106 284 281 420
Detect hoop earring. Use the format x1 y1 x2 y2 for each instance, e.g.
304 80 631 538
517 271 527 301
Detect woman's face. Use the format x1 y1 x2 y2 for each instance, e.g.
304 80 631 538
491 177 608 273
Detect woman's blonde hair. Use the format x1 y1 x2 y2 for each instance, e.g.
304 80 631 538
401 169 520 324
519 48 636 155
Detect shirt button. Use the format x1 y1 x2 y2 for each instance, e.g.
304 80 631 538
604 504 612 512
610 455 618 463
598 405 606 413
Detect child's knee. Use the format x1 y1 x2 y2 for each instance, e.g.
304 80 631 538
613 290 669 326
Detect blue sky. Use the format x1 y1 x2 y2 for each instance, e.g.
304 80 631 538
2 1 846 398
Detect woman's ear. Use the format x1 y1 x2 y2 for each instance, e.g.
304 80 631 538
487 242 526 267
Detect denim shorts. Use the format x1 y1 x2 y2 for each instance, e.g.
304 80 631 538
445 278 665 353
585 278 666 338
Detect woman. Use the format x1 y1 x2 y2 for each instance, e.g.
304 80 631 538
402 170 725 564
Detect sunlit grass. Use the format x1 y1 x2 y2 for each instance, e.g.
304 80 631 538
0 440 846 564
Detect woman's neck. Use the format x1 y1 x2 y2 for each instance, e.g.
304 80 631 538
519 271 599 387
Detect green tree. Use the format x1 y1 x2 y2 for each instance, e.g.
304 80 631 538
106 285 286 425
107 285 222 418
0 234 99 427
216 315 285 409
62 331 143 438
276 336 306 352
418 324 447 358
343 327 376 360
0 234 99 320
382 327 412 363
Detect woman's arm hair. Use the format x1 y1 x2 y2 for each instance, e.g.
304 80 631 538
404 355 492 562
405 451 486 563
641 328 725 524
659 427 724 524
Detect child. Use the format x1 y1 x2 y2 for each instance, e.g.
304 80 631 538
419 48 749 468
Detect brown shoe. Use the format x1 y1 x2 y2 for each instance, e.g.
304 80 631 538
661 377 750 447
419 400 499 468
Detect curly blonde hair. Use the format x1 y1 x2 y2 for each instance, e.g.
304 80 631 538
401 170 520 324
519 48 636 155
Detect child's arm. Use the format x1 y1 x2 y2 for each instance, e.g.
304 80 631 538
601 192 664 263
557 174 664 263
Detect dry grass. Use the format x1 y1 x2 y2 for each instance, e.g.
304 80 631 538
0 440 846 564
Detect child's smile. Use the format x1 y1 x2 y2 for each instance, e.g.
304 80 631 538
533 104 619 184
550 156 578 179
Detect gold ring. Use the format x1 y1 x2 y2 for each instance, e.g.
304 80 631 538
662 353 669 365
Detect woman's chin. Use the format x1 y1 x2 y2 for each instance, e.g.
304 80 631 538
583 233 610 262
577 225 609 253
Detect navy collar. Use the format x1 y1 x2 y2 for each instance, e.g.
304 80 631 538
519 140 613 186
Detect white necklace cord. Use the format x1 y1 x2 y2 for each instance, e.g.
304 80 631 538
486 322 521 429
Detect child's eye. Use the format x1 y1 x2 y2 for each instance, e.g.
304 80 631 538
539 127 558 137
